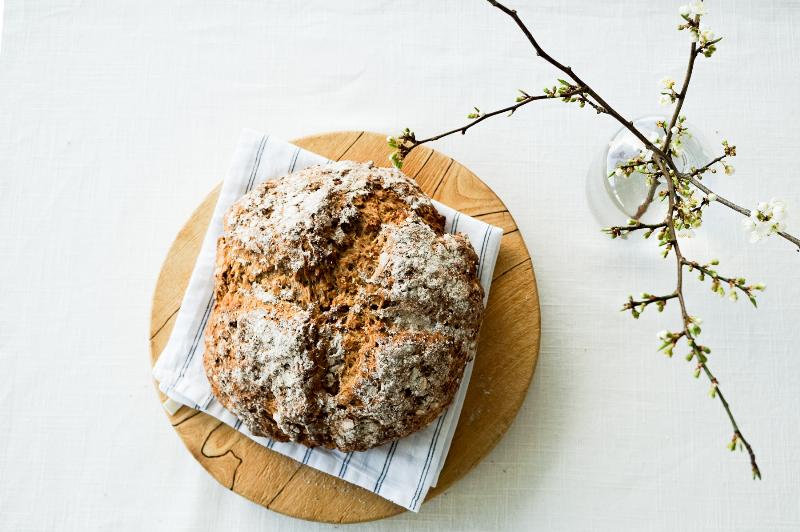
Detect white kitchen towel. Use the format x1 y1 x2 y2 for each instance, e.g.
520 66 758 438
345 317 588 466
152 129 503 512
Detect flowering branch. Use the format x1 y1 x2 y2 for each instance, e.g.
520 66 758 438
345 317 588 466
387 86 586 167
622 292 678 318
683 258 765 305
660 155 760 479
688 154 729 178
387 0 794 479
664 45 697 148
603 220 667 239
688 177 800 249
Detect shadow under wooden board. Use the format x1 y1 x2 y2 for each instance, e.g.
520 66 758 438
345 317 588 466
149 131 541 523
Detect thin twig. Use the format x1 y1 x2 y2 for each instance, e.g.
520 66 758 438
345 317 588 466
689 176 800 250
635 39 699 219
665 41 699 147
658 156 761 479
633 180 662 220
605 220 667 237
689 154 727 177
411 88 584 148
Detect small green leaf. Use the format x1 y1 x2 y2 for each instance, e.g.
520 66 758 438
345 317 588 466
389 152 403 169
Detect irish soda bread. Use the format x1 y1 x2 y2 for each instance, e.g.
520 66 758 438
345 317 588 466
203 160 484 451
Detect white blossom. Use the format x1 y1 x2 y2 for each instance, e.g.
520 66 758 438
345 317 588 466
657 330 670 342
679 5 691 16
614 167 624 177
688 0 707 17
741 218 755 230
772 199 787 221
661 76 676 89
659 94 672 106
671 126 680 135
743 198 789 242
698 23 715 44
707 193 717 202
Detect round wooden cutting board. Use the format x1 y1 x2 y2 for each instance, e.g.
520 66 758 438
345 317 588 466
149 131 541 523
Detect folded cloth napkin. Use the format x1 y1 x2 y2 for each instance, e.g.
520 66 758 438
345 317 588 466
153 129 503 512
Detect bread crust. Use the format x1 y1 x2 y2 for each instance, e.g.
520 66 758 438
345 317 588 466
203 161 484 451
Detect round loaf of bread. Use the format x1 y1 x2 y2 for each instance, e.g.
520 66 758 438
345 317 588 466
203 160 484 451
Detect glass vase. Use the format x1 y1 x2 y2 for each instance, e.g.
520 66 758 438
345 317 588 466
586 115 714 228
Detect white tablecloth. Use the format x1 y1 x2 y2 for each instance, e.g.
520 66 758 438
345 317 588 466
1 1 799 530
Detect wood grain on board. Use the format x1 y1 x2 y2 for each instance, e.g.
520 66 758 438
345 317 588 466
149 131 541 523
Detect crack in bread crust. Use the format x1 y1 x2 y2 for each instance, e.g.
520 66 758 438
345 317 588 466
203 161 484 451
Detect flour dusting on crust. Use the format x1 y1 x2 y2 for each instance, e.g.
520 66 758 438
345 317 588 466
204 161 484 451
